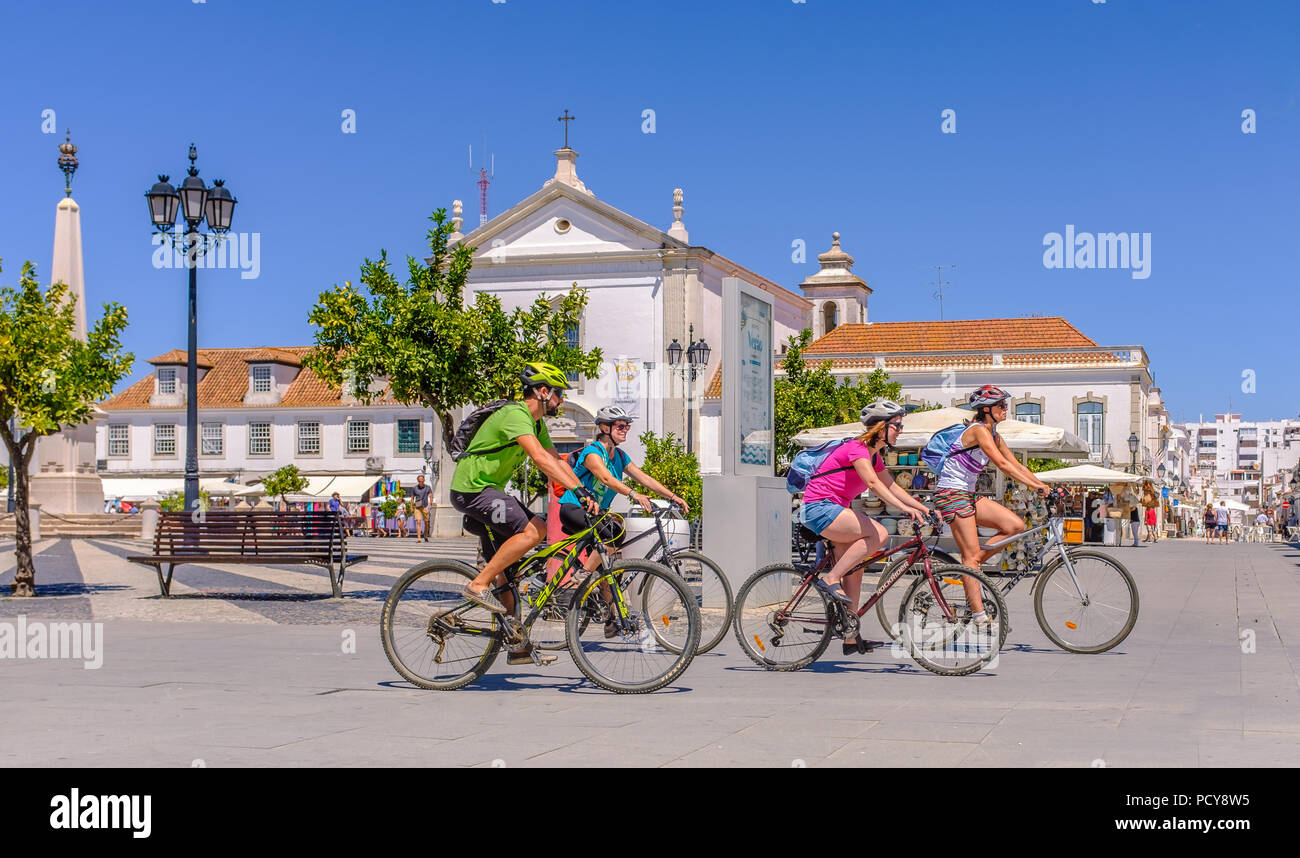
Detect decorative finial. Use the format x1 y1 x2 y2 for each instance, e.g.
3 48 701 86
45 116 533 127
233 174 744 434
667 188 689 243
451 199 464 233
58 129 79 197
832 232 840 247
187 143 199 176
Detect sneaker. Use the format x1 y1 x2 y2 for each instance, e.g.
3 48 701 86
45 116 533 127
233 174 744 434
507 644 557 666
461 583 507 614
604 620 620 639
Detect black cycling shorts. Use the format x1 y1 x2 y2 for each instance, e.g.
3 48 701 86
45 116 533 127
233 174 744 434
559 502 626 548
451 486 539 561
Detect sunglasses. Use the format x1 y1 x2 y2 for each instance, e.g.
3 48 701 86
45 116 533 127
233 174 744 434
612 422 631 431
887 421 903 430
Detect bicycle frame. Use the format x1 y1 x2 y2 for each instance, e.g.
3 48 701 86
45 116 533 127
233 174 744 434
979 517 1090 602
780 523 965 630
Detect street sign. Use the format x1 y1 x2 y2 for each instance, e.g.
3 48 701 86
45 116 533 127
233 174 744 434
1161 486 1169 498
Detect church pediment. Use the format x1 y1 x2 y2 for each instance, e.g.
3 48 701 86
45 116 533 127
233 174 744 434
451 183 686 265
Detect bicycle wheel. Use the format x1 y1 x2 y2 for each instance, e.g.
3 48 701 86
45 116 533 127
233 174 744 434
566 559 699 694
733 563 833 671
897 564 1007 676
658 549 733 655
526 569 589 651
379 559 502 690
1033 549 1138 654
874 550 960 642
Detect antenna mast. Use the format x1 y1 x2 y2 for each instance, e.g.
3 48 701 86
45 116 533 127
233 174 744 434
925 264 956 321
469 142 494 226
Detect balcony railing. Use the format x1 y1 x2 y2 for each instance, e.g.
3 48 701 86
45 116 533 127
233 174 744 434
802 344 1151 374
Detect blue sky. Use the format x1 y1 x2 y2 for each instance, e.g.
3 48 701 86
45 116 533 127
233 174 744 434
1 0 1296 423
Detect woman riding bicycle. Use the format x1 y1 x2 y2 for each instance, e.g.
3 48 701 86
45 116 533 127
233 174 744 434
800 399 931 655
934 385 1050 626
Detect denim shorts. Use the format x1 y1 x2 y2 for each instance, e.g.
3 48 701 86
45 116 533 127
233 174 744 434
801 499 847 536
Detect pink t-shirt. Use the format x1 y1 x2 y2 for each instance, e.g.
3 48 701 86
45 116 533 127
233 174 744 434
801 440 885 507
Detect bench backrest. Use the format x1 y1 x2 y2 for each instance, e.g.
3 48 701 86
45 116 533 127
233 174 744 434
153 510 347 559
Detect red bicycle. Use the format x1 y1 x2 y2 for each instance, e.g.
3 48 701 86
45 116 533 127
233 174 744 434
733 512 1008 676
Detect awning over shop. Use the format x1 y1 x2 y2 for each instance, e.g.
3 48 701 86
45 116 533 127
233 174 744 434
792 406 1091 457
101 477 247 501
1037 465 1141 485
240 475 383 503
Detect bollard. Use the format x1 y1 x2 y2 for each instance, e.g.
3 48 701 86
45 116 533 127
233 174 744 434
29 503 41 542
139 500 160 541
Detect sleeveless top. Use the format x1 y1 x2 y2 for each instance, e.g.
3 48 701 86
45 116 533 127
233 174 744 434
936 424 997 492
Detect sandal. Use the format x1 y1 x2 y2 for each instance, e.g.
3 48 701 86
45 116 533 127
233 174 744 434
819 580 852 603
842 638 880 655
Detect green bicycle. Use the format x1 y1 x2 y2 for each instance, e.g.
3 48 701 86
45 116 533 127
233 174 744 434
379 510 701 694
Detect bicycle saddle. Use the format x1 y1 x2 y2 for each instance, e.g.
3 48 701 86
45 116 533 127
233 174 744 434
798 524 821 544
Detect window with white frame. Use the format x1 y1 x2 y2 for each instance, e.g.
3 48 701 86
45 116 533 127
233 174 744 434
347 420 370 453
157 368 176 395
153 424 176 456
397 419 421 453
108 424 129 457
248 422 271 456
1076 402 1104 456
298 421 321 455
201 422 224 455
1015 403 1042 424
252 365 273 393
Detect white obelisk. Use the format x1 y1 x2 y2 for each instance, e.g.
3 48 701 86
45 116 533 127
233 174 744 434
27 131 106 514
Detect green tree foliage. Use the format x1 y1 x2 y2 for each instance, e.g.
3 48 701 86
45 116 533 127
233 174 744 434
0 260 132 596
774 329 903 469
261 464 309 507
628 431 702 521
1027 457 1071 473
160 489 209 513
304 210 603 459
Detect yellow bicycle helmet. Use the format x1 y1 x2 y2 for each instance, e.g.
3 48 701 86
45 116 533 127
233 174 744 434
519 361 571 390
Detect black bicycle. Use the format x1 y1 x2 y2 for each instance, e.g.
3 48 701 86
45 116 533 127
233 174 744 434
619 502 733 654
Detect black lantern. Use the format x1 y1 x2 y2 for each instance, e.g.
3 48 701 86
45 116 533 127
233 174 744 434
146 175 180 229
1157 463 1167 480
203 179 236 232
666 338 682 366
422 441 434 465
693 338 711 368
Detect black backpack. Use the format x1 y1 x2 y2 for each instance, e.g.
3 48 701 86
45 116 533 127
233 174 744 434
449 401 537 462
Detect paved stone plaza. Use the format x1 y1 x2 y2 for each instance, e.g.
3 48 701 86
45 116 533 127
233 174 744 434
2 535 1299 767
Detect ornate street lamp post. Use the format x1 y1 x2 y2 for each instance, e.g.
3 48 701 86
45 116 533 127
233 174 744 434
146 145 237 512
666 323 710 456
1127 432 1139 474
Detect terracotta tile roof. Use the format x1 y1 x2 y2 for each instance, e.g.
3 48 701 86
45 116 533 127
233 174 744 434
102 346 401 410
148 349 214 368
804 318 1097 355
703 365 722 400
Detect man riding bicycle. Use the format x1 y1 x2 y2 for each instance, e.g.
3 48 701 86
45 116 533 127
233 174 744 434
451 361 599 664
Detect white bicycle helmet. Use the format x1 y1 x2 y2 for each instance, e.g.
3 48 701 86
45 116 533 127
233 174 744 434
860 399 905 426
595 405 634 426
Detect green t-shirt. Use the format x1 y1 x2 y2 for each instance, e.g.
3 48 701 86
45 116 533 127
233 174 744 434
450 402 553 494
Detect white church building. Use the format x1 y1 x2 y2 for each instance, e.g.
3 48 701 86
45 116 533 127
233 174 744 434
443 145 811 472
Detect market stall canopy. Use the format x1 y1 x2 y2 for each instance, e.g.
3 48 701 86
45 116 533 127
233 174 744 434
1037 464 1140 485
101 477 249 501
792 406 1090 457
241 475 381 503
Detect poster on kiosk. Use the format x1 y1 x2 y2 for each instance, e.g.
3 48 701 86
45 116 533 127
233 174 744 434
705 277 787 584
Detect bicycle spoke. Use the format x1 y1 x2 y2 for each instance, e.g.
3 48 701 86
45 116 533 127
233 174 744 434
381 561 500 690
1034 551 1138 654
733 564 832 670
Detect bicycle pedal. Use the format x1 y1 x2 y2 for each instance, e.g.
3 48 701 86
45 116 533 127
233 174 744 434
530 649 559 667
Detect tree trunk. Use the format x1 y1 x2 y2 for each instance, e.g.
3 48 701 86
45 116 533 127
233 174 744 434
436 409 456 458
9 436 37 597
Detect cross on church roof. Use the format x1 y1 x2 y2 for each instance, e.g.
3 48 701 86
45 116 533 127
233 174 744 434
557 109 575 148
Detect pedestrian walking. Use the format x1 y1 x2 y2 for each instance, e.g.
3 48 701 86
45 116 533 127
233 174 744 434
1129 504 1141 547
410 474 432 542
1144 505 1159 542
1203 505 1215 544
1216 502 1231 544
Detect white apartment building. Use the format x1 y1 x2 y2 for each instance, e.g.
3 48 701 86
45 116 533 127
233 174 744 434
1180 413 1300 510
96 347 437 500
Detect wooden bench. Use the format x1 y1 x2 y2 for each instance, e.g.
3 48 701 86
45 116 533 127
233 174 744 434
127 510 368 598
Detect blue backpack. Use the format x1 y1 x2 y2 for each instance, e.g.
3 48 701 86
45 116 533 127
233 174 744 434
786 439 872 495
920 423 982 476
